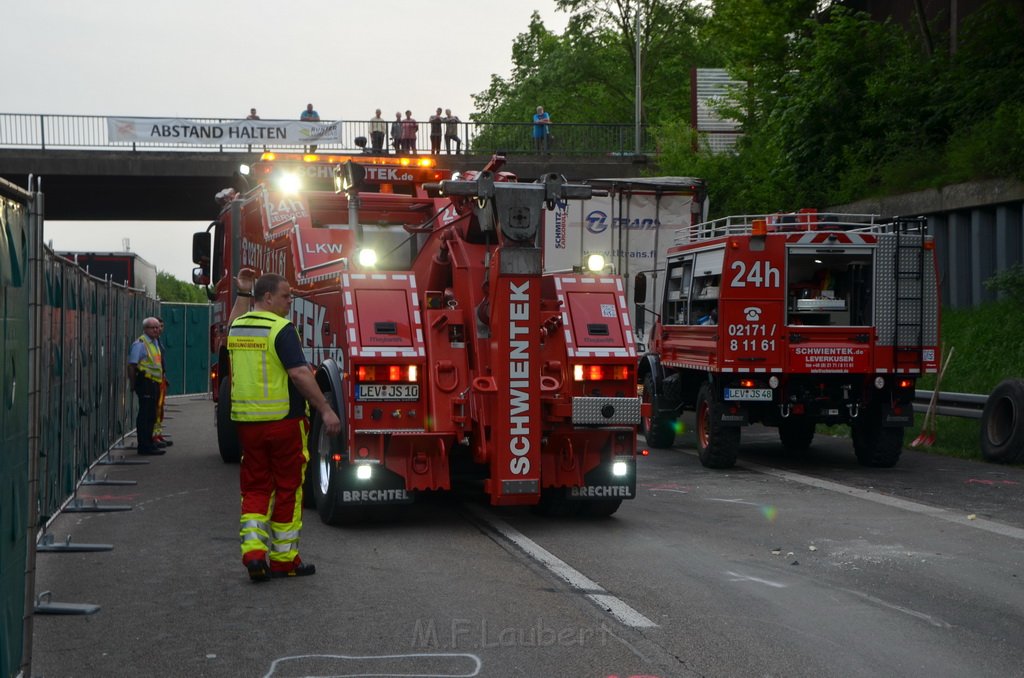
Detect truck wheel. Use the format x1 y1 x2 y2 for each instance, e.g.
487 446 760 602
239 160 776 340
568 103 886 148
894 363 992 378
696 383 739 469
531 488 579 518
980 378 1024 464
641 374 676 449
579 499 623 518
778 418 816 454
308 393 361 525
216 377 241 464
851 404 904 468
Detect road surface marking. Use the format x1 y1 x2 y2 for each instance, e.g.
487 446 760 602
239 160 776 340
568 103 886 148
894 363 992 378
263 653 481 678
739 460 1024 542
465 505 658 628
724 571 788 588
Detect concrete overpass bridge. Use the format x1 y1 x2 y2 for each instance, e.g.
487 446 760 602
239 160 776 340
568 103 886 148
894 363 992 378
0 113 655 220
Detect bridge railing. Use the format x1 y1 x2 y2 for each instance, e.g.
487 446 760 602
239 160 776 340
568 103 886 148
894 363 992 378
0 113 655 156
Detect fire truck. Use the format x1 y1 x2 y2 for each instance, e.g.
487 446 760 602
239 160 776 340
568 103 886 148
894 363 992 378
191 152 644 521
634 210 940 468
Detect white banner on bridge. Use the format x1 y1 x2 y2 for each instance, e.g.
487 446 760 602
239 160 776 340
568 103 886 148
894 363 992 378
106 117 341 145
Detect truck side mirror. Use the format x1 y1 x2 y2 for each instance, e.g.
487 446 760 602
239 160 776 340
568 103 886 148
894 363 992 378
192 266 210 286
633 272 648 305
192 231 212 266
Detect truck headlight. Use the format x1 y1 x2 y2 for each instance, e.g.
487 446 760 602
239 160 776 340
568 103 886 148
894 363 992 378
586 254 606 272
277 172 301 194
357 248 378 267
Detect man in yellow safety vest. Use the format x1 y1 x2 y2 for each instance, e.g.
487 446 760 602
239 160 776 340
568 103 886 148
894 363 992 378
127 317 165 455
227 268 341 582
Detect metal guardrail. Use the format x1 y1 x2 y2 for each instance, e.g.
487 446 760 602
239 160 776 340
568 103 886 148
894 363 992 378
0 113 655 156
913 390 987 419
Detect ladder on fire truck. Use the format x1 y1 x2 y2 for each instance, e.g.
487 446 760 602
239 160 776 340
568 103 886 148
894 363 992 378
891 217 928 370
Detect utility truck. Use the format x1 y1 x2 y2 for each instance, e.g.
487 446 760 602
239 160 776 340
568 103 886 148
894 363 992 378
635 210 940 468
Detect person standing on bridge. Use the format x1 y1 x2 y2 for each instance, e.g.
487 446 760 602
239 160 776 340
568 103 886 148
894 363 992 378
228 268 341 582
443 109 461 155
246 108 260 120
127 317 165 455
300 103 320 153
369 109 387 155
391 112 403 155
532 105 551 153
429 108 444 155
401 110 419 155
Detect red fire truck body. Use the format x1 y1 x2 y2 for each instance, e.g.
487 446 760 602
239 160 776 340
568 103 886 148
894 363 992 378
636 211 940 468
194 153 643 522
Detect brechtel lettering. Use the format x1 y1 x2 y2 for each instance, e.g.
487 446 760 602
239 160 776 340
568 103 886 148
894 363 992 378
342 489 409 502
508 281 532 476
570 486 632 498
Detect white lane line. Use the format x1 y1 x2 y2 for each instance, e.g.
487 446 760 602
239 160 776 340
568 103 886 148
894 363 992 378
738 459 1024 542
587 594 659 628
465 505 658 628
724 571 788 588
706 498 761 506
843 589 952 629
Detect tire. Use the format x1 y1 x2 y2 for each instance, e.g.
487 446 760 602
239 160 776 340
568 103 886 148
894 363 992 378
308 389 360 526
980 378 1024 464
696 383 739 469
778 418 816 454
216 377 241 463
578 499 623 518
640 373 676 449
530 489 580 518
851 403 904 468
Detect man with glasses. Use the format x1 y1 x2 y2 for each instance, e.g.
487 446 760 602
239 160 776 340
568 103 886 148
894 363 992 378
227 269 341 582
127 317 165 455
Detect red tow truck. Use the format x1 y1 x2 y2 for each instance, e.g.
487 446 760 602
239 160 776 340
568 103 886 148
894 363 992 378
635 210 941 468
192 152 645 521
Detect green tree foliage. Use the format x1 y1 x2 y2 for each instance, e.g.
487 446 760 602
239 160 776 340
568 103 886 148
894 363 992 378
157 270 207 303
656 0 1024 215
471 1 714 152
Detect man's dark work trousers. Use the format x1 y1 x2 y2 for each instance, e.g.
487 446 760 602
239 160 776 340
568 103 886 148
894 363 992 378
135 378 160 451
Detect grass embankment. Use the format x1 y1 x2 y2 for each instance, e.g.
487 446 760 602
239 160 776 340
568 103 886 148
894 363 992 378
911 300 1024 459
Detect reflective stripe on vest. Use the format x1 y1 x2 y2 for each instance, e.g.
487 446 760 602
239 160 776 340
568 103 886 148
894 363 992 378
228 312 294 421
136 335 163 382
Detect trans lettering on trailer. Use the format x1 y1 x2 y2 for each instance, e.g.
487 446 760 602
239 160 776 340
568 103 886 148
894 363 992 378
508 281 531 476
585 210 658 234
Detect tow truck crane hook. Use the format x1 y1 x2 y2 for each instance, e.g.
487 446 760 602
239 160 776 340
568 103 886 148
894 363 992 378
847 403 860 418
779 404 791 419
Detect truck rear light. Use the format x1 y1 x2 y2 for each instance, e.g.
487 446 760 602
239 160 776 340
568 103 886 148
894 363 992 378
739 378 755 388
572 364 632 381
898 378 914 389
356 364 419 382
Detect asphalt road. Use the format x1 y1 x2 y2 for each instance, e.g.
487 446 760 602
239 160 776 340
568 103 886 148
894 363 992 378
29 397 1024 677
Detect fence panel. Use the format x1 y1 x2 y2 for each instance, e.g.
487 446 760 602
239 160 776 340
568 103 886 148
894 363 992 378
0 182 31 678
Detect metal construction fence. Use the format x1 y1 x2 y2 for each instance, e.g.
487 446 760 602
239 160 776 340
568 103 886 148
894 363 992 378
0 177 159 678
0 112 654 157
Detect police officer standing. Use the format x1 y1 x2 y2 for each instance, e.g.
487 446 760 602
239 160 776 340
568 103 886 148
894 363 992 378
228 268 341 582
127 317 165 455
